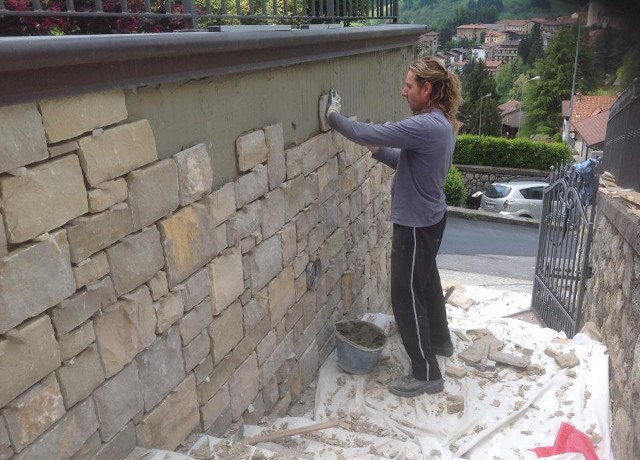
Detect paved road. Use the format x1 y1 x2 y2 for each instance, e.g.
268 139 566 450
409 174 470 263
437 216 539 282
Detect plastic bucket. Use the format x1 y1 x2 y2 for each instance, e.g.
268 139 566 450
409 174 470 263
334 320 387 374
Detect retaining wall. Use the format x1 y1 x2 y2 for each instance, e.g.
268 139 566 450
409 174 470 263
582 191 640 460
0 26 420 459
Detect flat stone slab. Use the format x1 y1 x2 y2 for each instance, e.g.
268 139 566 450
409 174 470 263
458 335 505 365
489 351 531 369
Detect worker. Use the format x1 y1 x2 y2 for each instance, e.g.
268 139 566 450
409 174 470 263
326 56 463 397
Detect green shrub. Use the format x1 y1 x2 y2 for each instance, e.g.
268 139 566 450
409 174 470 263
454 134 573 170
444 166 466 207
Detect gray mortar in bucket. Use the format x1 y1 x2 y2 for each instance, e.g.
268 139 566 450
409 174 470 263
334 320 387 374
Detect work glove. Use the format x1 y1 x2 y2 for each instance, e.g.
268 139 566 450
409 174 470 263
326 87 342 118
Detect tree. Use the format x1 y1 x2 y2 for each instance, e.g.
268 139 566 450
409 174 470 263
617 45 640 89
496 57 527 102
518 23 543 66
524 26 597 135
459 60 502 135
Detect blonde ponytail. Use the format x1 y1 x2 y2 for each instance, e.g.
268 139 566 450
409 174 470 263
409 56 464 133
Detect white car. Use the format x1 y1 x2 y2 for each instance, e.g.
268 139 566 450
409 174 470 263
479 180 548 219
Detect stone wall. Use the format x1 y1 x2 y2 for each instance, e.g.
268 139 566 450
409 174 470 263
456 164 548 196
582 191 640 460
0 89 393 459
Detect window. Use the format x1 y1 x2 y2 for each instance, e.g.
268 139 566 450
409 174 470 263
520 186 544 200
485 185 512 198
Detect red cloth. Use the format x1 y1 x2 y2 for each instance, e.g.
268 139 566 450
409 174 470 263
531 422 599 460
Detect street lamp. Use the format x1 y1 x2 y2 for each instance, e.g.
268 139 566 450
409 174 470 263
517 75 540 138
478 93 492 135
563 3 590 144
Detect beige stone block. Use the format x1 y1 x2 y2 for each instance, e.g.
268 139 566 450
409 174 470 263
194 355 214 385
200 385 230 430
39 90 127 143
279 221 297 267
65 203 133 263
0 215 6 258
0 316 61 409
282 174 305 222
93 421 136 460
196 354 234 404
229 354 259 420
232 314 270 368
106 226 165 296
92 362 144 442
77 120 158 187
268 266 295 325
48 140 78 159
94 285 156 378
50 276 116 336
227 201 261 245
235 164 268 208
158 203 217 288
136 327 185 412
302 132 336 176
261 188 286 239
126 159 179 230
56 344 105 408
209 301 243 364
2 373 65 453
0 102 48 174
174 143 214 206
58 320 96 361
183 330 211 372
209 247 244 315
250 235 283 294
0 155 88 243
13 398 98 460
265 123 286 190
147 270 169 301
339 165 358 203
0 230 76 334
88 178 128 214
154 291 184 334
317 157 338 203
236 130 268 172
318 228 345 268
206 182 236 227
69 430 100 460
73 251 110 289
179 297 213 345
136 374 199 451
179 267 211 311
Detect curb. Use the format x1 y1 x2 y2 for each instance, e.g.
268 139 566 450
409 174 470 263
447 206 540 228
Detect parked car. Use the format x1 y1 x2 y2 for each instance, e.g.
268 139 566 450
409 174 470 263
479 180 548 219
466 176 549 211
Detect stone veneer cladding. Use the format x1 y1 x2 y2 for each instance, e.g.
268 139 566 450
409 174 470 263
0 87 393 459
582 192 640 460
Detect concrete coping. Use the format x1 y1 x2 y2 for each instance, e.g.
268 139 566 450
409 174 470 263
596 190 640 256
0 24 425 107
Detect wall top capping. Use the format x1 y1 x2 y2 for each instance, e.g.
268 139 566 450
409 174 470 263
0 25 425 107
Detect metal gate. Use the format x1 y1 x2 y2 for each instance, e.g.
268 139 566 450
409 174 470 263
531 163 597 337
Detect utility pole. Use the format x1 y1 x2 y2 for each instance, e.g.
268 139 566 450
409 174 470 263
478 93 492 135
517 76 540 138
563 3 589 144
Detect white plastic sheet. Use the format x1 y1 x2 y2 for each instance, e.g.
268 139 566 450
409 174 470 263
182 284 612 460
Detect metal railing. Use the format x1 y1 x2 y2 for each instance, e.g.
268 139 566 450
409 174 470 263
0 0 398 30
602 82 639 191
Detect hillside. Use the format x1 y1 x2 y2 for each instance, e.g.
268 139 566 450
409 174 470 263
399 0 585 29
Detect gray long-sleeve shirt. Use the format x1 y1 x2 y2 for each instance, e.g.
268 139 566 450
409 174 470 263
328 109 456 227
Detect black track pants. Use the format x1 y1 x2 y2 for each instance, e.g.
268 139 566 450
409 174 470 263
390 216 451 381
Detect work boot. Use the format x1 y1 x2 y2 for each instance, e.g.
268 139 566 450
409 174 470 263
389 375 444 397
432 341 454 357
